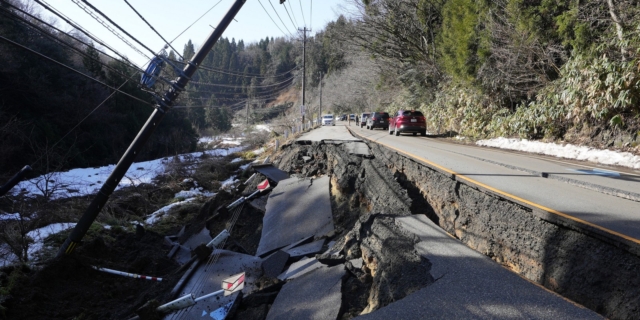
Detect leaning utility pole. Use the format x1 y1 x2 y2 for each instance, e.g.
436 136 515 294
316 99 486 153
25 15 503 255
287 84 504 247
58 0 247 257
299 27 310 125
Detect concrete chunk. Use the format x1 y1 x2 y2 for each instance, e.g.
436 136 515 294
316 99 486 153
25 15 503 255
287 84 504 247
262 250 290 278
285 239 325 258
252 164 290 183
167 250 262 320
267 265 345 320
277 257 323 281
344 142 371 156
257 176 334 257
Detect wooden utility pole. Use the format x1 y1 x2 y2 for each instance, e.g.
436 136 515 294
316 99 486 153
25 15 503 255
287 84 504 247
299 27 310 124
318 71 323 121
58 0 247 257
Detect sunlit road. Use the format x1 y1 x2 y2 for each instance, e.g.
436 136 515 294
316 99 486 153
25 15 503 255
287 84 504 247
310 121 640 243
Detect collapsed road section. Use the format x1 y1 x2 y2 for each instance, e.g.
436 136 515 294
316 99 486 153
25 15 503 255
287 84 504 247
129 124 630 319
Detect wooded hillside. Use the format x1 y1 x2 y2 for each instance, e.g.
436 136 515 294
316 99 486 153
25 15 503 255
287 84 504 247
328 0 640 150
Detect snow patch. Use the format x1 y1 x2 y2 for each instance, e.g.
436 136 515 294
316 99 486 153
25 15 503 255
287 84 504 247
251 148 265 155
27 223 75 260
0 213 23 221
11 146 246 200
255 124 272 132
220 175 239 190
145 198 197 225
174 188 215 199
477 137 640 169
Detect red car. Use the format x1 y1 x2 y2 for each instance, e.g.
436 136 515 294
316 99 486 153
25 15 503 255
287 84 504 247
389 110 427 136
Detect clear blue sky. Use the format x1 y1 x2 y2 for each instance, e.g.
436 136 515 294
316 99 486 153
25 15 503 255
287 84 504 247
36 0 348 67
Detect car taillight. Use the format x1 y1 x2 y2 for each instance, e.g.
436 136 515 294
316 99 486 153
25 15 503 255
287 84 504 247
372 117 377 121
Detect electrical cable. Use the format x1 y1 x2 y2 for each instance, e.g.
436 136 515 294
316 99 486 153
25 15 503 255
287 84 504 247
29 78 135 169
1 2 146 74
185 83 296 101
0 35 153 106
298 0 306 26
267 0 294 36
257 0 290 37
169 0 223 44
123 0 184 60
287 0 300 27
0 8 145 88
32 0 143 67
171 202 246 320
281 2 299 31
310 0 313 30
189 75 295 89
170 59 299 79
188 84 295 100
70 0 151 59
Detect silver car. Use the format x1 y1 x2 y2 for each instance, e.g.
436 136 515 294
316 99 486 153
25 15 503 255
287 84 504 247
322 114 335 126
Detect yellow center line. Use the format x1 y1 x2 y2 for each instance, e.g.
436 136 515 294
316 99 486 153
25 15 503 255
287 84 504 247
350 128 640 246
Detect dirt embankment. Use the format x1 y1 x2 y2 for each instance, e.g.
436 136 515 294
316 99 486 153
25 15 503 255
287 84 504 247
366 142 640 319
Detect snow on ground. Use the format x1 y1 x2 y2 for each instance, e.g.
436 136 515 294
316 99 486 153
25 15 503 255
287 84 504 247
221 138 242 145
220 175 239 190
255 124 272 132
477 137 640 169
0 213 23 221
145 198 196 224
174 188 215 199
251 148 265 155
27 223 75 260
199 136 243 146
231 158 243 163
10 145 246 200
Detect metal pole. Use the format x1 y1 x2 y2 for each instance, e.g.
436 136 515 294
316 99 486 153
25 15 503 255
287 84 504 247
58 0 247 257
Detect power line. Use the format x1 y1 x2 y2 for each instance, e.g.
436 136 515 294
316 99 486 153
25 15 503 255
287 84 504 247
170 0 223 43
281 2 299 31
310 0 313 29
70 0 151 59
123 0 183 59
267 0 294 36
170 59 299 79
287 0 300 27
190 75 295 89
32 0 142 67
2 2 144 73
0 35 153 106
257 0 289 37
299 0 306 26
73 0 156 57
0 8 142 86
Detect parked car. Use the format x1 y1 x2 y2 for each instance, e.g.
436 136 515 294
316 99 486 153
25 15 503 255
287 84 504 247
322 114 335 126
359 112 371 128
349 114 355 121
341 114 347 121
389 110 426 136
366 112 390 130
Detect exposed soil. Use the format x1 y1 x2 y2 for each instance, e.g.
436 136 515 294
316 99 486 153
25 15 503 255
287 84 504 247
3 228 179 320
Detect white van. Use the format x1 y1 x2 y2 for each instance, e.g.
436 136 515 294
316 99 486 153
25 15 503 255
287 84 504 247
322 114 335 126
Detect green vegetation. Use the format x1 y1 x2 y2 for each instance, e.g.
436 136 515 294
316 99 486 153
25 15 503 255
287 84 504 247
344 0 640 147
